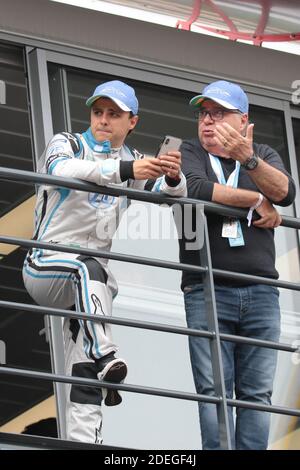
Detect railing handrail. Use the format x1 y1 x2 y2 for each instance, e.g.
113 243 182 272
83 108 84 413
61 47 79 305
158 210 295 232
2 234 299 291
1 299 298 353
0 431 126 450
0 165 299 448
1 365 299 418
0 166 299 229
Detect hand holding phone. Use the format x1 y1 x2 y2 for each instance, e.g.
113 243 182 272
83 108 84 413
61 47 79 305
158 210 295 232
155 135 182 157
155 135 182 180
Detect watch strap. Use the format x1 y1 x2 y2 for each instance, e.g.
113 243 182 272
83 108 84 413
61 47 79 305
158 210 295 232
242 153 259 170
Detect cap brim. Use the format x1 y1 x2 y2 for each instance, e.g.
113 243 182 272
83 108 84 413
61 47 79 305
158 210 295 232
189 94 237 110
86 94 131 112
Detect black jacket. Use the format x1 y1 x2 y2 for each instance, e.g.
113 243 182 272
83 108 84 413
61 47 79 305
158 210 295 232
179 138 296 289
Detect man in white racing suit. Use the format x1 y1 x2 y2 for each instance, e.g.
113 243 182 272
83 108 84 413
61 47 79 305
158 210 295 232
22 80 186 444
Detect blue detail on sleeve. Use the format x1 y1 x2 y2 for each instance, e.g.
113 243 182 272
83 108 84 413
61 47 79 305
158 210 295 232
101 159 117 175
48 157 71 175
152 178 163 192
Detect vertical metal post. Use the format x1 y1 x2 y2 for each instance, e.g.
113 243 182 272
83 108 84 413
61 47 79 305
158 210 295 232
0 80 6 104
48 65 72 134
0 339 6 364
25 47 67 439
283 101 300 246
196 204 232 450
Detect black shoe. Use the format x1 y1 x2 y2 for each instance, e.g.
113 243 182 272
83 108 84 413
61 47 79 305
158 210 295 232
96 353 127 407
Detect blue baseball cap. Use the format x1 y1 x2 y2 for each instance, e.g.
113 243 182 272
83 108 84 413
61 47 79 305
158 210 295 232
86 80 139 115
189 80 249 114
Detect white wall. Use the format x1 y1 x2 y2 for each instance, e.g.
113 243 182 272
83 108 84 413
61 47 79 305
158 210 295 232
103 203 199 449
108 202 300 448
102 282 200 449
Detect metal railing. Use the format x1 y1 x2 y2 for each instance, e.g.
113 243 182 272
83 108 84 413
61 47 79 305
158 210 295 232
0 166 300 450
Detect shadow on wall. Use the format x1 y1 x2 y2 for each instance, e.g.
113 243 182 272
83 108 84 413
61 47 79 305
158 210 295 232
21 417 58 438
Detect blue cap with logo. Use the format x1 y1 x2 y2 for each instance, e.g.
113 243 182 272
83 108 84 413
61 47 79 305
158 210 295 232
86 80 139 115
189 80 249 114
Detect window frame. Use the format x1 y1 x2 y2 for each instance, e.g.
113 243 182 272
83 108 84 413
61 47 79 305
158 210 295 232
24 44 300 440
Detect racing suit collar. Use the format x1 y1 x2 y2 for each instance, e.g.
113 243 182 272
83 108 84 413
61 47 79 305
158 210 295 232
82 127 111 154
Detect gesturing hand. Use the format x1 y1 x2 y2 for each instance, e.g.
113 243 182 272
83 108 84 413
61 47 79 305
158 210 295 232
133 158 163 180
158 151 182 180
214 122 254 163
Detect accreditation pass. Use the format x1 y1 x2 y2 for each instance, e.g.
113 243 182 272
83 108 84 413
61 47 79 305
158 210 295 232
222 218 238 238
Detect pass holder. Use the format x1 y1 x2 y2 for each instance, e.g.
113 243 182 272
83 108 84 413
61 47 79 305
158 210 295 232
222 218 245 247
222 218 238 238
247 193 264 227
209 154 245 248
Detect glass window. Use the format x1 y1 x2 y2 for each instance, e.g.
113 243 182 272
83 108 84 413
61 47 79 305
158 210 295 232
62 67 196 155
55 67 291 173
0 41 34 217
0 42 52 429
250 105 290 172
292 118 300 182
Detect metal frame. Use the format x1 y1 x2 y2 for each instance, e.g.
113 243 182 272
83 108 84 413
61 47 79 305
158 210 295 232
48 65 72 134
0 80 5 104
0 29 292 101
1 361 299 418
25 47 67 439
291 108 300 119
0 32 298 447
0 430 125 450
283 102 300 253
25 48 54 163
42 48 293 103
27 46 299 195
0 168 300 449
197 206 231 448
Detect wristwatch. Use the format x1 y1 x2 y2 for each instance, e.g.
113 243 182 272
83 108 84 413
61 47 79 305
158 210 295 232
242 153 259 171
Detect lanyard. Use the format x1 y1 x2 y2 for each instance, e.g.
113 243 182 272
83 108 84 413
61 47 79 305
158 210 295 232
209 153 240 188
209 154 245 247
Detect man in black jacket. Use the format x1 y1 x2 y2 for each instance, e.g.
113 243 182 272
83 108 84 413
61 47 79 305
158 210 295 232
180 80 296 449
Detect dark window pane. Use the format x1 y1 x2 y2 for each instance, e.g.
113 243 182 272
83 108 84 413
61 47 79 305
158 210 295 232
250 105 290 172
64 67 196 155
292 118 300 183
0 43 51 427
64 69 291 172
0 42 34 216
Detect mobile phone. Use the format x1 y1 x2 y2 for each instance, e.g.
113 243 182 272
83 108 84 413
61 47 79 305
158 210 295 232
155 135 182 157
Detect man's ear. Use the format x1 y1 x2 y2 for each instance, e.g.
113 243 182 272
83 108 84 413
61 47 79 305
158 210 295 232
129 115 139 131
240 114 249 136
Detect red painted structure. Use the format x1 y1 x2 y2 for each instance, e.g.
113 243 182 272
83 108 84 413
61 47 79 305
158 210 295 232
176 0 300 45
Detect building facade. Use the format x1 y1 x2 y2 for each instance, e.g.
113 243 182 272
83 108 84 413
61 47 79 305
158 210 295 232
0 0 299 449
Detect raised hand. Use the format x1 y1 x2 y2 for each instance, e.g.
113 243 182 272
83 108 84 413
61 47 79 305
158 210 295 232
214 122 254 163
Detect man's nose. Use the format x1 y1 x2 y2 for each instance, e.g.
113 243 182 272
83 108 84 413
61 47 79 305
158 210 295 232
100 112 109 124
202 111 214 123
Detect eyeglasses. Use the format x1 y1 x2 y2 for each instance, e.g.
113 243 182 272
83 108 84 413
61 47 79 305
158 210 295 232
195 108 242 122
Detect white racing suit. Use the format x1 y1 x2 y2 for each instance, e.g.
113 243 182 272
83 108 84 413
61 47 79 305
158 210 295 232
22 128 187 444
